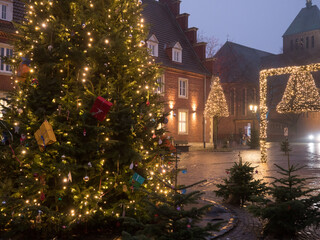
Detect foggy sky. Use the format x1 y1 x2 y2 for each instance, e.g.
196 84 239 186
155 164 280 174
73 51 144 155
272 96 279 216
180 0 316 54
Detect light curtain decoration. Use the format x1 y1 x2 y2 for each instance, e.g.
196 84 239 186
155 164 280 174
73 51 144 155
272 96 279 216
277 70 320 113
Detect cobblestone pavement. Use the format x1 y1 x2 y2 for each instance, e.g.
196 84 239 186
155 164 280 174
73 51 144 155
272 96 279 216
178 143 320 240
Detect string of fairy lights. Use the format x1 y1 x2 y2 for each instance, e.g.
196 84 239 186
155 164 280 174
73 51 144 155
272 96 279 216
2 0 175 225
259 63 320 163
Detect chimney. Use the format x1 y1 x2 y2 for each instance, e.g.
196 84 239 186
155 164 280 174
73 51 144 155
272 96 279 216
204 58 215 74
176 13 189 31
193 42 207 62
159 0 181 16
184 27 198 45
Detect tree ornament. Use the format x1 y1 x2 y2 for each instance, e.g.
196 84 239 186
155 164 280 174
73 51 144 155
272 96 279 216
88 162 92 167
83 129 86 136
48 45 53 51
83 175 89 182
31 78 38 87
40 192 45 201
81 23 86 28
90 96 113 121
34 121 57 151
58 105 62 115
152 134 156 138
123 184 128 192
2 200 6 204
17 108 23 114
158 139 162 145
14 126 20 133
276 70 320 113
146 100 150 106
68 171 72 182
129 162 134 169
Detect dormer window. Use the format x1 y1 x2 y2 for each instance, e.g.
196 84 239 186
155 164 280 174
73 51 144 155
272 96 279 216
147 34 159 57
0 1 13 21
172 42 182 63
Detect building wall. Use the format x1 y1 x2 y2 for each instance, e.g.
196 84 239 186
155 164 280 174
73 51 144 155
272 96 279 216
283 30 320 55
216 83 258 144
162 67 210 143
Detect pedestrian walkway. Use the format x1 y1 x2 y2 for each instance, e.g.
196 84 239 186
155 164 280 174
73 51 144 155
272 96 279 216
178 145 320 240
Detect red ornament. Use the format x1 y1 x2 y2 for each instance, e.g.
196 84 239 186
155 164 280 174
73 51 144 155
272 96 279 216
187 224 191 228
90 96 113 121
146 100 150 106
40 192 45 201
20 134 26 144
83 129 86 136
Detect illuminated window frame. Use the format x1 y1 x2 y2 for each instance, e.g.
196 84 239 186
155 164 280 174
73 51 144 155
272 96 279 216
178 109 188 134
155 75 165 94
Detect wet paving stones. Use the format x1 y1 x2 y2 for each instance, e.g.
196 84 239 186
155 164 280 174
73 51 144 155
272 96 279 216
179 143 320 240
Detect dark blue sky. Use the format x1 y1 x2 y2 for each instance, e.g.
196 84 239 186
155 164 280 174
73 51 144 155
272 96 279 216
181 0 317 54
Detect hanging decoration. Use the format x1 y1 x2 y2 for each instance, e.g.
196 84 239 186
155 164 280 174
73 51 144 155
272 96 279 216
90 96 113 121
34 121 57 151
130 172 145 190
276 70 320 113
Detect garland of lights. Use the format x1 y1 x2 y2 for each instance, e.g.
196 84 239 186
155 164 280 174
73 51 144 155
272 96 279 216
260 63 320 162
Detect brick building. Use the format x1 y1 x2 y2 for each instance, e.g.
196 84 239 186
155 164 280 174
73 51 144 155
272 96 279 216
206 41 273 143
142 0 213 145
211 0 320 142
0 0 24 117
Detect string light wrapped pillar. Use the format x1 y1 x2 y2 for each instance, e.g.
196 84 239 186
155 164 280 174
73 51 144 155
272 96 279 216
259 63 320 162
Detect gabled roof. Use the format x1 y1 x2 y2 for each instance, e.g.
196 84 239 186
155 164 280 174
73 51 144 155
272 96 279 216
213 41 273 83
283 4 320 36
147 34 159 43
141 0 210 75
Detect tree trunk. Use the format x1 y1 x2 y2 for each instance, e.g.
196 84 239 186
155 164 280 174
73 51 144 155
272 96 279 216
213 116 219 149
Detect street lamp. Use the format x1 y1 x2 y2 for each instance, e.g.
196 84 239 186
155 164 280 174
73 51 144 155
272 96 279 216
249 104 258 113
249 104 258 133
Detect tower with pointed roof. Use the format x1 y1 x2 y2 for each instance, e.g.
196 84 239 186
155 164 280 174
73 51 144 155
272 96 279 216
283 0 320 56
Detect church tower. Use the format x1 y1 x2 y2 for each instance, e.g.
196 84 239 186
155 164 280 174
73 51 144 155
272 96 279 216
283 0 320 56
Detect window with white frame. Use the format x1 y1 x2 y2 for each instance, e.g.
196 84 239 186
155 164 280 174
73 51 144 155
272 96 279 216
0 92 8 118
0 45 13 72
178 78 188 98
146 34 159 57
0 1 13 21
178 110 188 134
172 42 182 63
156 75 165 94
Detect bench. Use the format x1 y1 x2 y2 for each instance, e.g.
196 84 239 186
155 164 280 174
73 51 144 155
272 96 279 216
174 140 191 152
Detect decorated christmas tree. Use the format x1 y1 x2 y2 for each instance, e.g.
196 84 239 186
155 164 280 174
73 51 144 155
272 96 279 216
277 70 320 113
204 76 229 149
0 0 175 238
